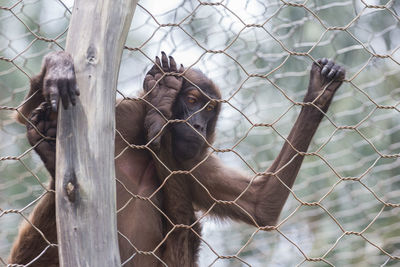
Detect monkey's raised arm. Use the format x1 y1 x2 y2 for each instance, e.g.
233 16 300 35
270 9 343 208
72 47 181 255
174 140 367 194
192 59 345 226
143 52 184 149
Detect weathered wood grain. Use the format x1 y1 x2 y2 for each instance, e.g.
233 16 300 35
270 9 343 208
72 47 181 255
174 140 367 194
55 1 137 266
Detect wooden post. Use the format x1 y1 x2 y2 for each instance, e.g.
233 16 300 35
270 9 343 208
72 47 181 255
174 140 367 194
55 0 137 266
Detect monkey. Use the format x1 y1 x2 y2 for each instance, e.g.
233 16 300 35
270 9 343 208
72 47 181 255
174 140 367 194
8 51 345 266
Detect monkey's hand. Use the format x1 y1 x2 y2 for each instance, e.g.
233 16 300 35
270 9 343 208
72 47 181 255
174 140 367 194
304 58 345 112
41 51 79 111
143 52 184 149
27 102 57 180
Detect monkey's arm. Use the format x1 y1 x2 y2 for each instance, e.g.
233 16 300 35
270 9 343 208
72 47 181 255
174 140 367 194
8 190 58 266
115 53 178 149
143 52 184 148
10 51 151 265
192 59 345 226
10 51 79 265
9 102 59 265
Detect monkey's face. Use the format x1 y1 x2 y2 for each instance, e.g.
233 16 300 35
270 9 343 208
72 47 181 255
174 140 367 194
172 86 218 161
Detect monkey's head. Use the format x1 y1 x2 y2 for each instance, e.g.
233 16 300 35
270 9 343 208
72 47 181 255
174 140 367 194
171 69 221 161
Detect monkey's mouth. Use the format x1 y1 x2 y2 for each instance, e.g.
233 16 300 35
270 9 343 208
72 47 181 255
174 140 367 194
172 135 204 160
179 135 204 148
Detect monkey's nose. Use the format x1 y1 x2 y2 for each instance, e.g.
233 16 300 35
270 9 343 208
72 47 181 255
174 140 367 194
193 123 205 133
193 123 203 131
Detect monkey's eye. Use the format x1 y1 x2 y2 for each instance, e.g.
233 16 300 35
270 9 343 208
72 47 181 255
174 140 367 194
187 96 197 104
206 105 214 111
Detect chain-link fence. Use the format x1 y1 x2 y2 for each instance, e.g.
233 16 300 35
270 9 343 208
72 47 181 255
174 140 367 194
1 0 400 266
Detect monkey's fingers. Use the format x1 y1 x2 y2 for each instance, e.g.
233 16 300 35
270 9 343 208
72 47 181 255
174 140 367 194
46 84 59 112
44 79 72 111
179 64 184 73
317 58 328 66
161 51 169 72
149 56 163 77
40 51 78 112
26 102 49 145
321 60 334 76
155 56 162 70
67 73 79 106
59 81 69 110
319 60 345 82
334 66 345 81
147 56 162 76
169 56 177 72
46 122 57 138
43 104 57 134
28 103 57 176
27 124 45 147
145 112 164 152
327 66 339 80
27 104 45 130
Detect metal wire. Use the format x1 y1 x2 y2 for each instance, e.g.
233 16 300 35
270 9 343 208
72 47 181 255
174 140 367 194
1 0 399 266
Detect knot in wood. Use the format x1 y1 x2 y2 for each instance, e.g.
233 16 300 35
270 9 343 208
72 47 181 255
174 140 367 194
86 45 98 65
66 182 75 196
63 170 78 203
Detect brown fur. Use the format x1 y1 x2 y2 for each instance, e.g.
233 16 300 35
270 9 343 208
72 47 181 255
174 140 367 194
9 53 344 266
9 182 58 266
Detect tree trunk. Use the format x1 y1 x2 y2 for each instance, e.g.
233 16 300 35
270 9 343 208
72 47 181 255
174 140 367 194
55 1 137 266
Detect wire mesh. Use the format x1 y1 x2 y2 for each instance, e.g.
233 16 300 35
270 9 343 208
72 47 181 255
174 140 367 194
1 0 400 266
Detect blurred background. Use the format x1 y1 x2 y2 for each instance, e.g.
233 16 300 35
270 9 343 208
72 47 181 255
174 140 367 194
1 0 399 266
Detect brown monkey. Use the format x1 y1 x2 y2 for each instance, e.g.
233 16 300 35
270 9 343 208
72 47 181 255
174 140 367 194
9 51 345 266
